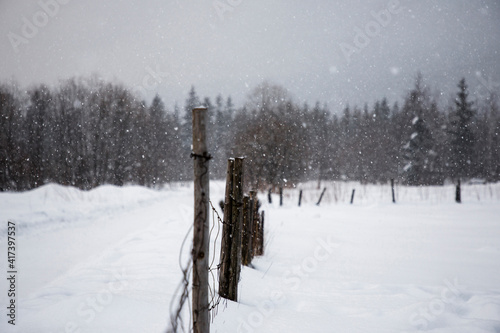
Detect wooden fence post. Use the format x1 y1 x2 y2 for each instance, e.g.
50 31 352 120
218 159 234 299
241 196 253 266
248 191 259 257
191 107 210 333
456 178 461 203
248 190 259 263
391 178 396 203
228 157 244 301
350 189 355 204
279 187 283 206
268 188 272 204
316 187 327 206
257 210 265 256
298 189 303 207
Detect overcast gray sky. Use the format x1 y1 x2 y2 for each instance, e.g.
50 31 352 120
1 0 499 111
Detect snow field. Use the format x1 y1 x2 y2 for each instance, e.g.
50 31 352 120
0 181 499 332
224 201 500 332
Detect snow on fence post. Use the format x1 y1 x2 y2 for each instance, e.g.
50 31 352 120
218 159 234 299
298 189 303 207
228 157 244 301
350 189 355 204
316 187 327 206
191 106 210 333
391 179 396 203
456 178 461 203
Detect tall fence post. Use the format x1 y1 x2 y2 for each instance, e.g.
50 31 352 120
350 189 355 204
228 157 244 301
456 178 461 203
191 106 210 333
279 187 283 206
218 159 234 299
298 189 303 207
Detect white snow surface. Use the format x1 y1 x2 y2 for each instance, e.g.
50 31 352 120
1 181 500 332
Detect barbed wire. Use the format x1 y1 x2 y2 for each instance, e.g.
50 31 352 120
167 198 225 332
167 223 193 333
207 199 224 321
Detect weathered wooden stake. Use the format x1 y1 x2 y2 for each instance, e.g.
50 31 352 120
248 191 256 260
316 187 327 206
298 189 303 207
257 210 265 256
279 187 283 206
391 178 396 203
228 157 244 301
241 196 253 266
350 189 355 204
218 159 234 299
456 178 461 203
191 106 210 333
248 191 259 258
268 188 272 204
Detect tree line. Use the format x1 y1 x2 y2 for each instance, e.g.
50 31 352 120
0 74 499 191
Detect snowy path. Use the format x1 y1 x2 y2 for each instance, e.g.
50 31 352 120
1 183 196 332
1 182 500 332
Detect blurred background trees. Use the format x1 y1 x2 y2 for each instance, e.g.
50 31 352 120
0 74 498 191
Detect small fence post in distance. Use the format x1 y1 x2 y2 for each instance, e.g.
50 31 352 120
248 191 257 260
391 178 396 203
456 178 461 203
257 210 265 256
316 187 327 206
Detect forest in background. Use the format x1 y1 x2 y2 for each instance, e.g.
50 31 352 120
0 74 499 191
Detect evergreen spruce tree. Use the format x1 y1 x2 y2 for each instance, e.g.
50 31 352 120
371 98 393 183
448 78 476 180
181 86 200 149
402 116 435 185
400 74 441 185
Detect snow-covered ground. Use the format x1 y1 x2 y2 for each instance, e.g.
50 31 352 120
1 181 499 332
